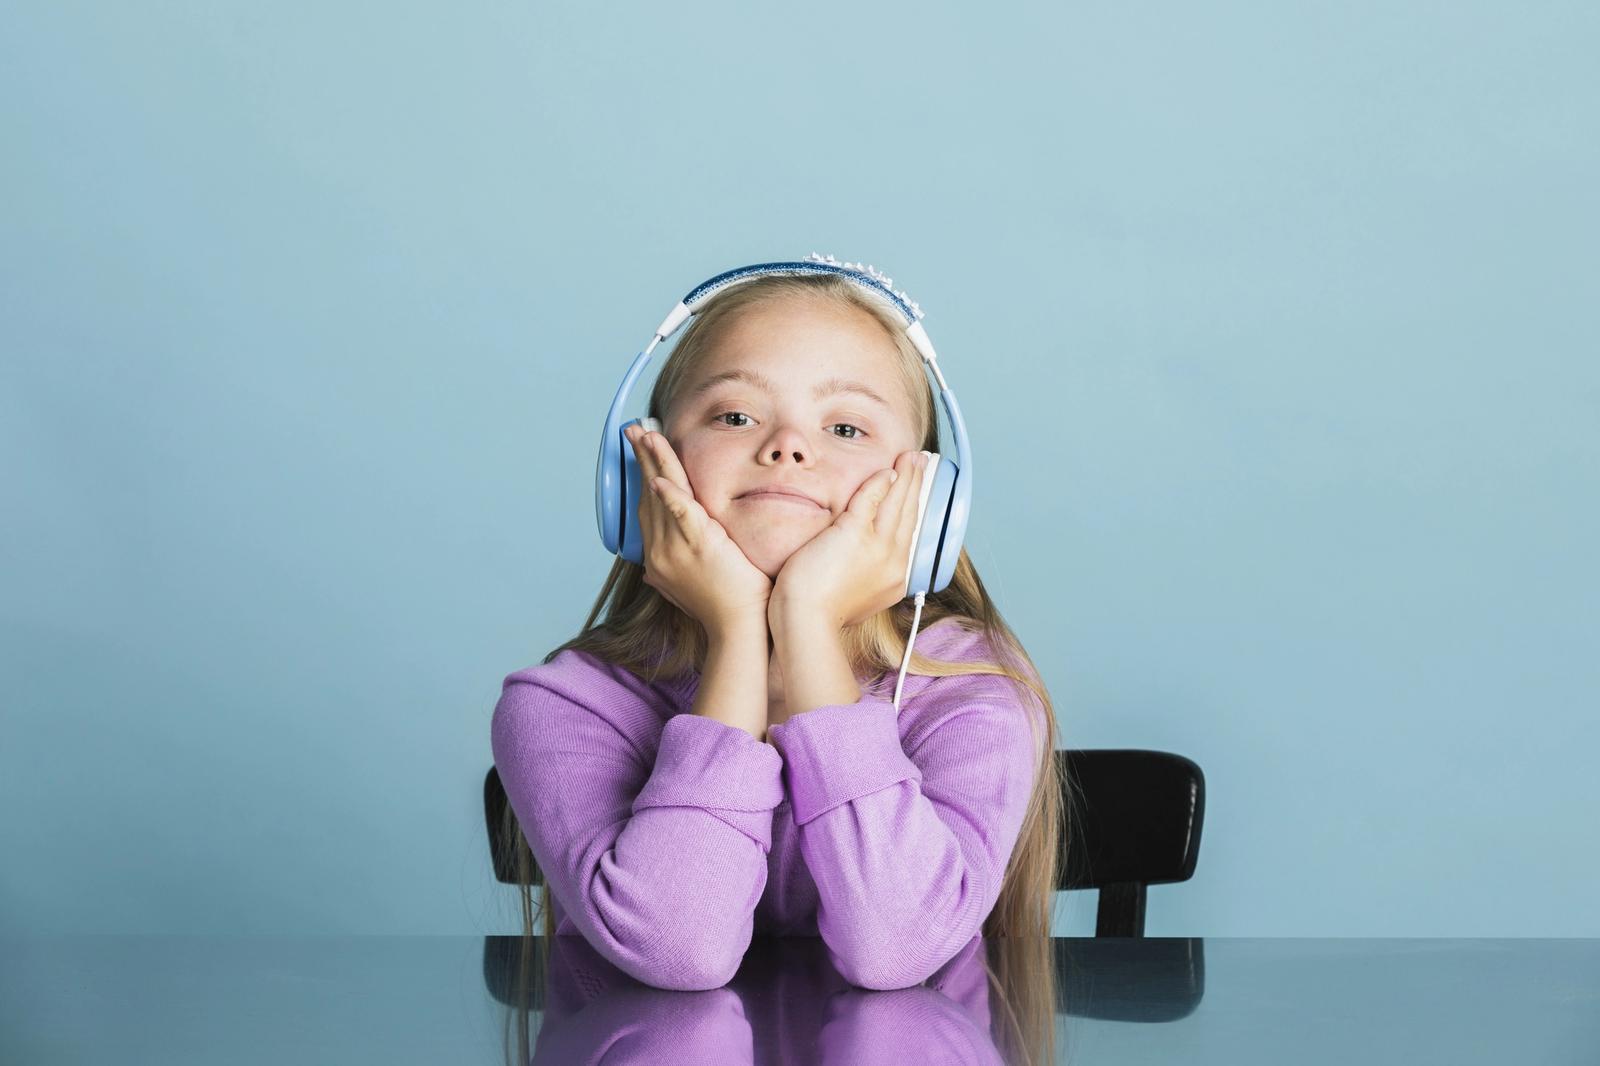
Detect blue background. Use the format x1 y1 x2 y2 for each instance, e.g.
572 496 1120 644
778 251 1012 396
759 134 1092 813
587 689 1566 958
3 2 1595 937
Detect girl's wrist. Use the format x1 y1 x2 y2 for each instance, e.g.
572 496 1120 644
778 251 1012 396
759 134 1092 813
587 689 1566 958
768 592 840 636
691 628 769 742
704 610 770 648
772 612 861 714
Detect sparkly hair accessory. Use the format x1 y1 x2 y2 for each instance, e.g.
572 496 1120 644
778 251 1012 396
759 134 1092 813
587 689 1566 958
804 251 925 321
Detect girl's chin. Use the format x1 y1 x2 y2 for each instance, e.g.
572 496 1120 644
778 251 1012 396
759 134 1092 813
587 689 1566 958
728 525 817 579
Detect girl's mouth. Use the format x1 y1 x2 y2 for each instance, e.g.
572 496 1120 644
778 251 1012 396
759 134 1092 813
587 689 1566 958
738 491 823 509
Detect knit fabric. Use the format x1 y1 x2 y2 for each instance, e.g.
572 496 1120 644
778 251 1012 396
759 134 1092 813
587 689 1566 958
490 616 1046 992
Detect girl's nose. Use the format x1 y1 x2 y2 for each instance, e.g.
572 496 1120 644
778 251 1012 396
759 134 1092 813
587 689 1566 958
761 424 811 464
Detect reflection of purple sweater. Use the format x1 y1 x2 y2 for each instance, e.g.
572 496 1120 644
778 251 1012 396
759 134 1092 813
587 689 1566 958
531 930 1005 1066
491 617 1045 992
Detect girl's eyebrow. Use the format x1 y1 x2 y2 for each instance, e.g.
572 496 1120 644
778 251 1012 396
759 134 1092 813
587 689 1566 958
690 368 891 409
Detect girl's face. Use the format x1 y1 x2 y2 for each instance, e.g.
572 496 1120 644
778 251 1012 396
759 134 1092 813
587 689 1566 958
662 295 923 579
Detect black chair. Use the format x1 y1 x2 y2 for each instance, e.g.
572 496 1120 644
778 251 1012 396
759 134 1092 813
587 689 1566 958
485 748 1204 938
1055 749 1205 937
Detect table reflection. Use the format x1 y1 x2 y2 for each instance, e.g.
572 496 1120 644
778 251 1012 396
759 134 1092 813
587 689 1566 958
484 934 1206 1066
6 936 1593 1062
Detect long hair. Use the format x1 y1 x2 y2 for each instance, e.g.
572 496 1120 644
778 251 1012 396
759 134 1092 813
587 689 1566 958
498 271 1066 1063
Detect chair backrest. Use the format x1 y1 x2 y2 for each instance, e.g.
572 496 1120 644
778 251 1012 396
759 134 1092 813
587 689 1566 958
1056 749 1205 936
485 747 1204 938
484 762 535 887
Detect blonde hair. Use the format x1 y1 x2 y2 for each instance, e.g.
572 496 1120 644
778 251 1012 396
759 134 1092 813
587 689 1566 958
499 271 1065 1064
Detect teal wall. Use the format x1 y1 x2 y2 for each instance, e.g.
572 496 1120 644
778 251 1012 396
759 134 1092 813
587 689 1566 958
3 2 1595 936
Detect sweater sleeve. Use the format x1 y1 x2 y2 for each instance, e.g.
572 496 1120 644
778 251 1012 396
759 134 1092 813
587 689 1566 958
765 666 1046 990
491 656 785 991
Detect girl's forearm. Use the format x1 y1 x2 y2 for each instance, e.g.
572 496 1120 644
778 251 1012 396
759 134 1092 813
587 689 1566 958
771 598 861 723
690 622 771 741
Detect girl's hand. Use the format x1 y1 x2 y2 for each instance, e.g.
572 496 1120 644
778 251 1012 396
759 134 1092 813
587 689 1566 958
626 422 774 640
769 450 929 631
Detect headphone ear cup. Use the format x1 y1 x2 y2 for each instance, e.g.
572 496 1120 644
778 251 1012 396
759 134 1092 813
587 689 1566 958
930 453 969 594
596 415 625 556
621 417 663 563
598 415 665 563
905 451 952 598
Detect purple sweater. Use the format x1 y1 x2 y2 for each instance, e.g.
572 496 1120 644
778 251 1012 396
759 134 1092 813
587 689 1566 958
490 616 1045 992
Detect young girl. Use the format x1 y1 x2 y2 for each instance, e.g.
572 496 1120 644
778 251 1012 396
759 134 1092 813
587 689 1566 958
491 260 1064 995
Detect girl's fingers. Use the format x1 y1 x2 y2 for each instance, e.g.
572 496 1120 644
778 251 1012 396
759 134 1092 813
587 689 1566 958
627 425 663 538
641 430 692 494
895 450 928 542
637 431 681 534
876 450 919 536
628 426 662 538
650 475 700 543
849 463 901 538
648 476 679 519
627 424 654 478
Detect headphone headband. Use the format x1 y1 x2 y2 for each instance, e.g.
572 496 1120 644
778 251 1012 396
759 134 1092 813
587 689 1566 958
683 256 924 326
650 256 943 374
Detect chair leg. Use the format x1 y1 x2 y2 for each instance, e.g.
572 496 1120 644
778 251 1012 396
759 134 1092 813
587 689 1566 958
1096 882 1147 937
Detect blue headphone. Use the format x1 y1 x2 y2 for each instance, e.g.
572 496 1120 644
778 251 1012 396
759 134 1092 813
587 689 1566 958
595 254 973 601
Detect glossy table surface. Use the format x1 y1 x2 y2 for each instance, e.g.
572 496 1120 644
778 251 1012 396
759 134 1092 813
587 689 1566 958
3 935 1597 1064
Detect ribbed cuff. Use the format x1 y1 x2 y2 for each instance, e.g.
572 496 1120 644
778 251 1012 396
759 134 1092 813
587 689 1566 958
767 700 922 826
631 712 786 848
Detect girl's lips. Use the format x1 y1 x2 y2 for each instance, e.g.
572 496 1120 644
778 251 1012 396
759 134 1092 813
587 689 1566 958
738 491 823 509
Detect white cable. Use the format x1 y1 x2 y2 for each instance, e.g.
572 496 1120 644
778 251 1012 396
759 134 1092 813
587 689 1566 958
892 591 927 714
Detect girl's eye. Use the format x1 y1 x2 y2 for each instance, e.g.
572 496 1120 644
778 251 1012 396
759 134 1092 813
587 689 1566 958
711 412 867 440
